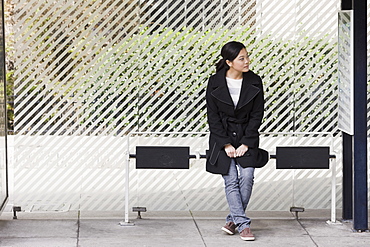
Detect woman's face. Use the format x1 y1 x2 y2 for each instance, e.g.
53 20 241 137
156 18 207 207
226 48 250 73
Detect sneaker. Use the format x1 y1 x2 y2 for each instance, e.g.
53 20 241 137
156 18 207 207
221 221 237 235
240 227 255 241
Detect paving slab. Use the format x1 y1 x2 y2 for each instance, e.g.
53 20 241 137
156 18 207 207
78 218 205 247
0 218 77 247
300 219 370 247
196 218 316 247
0 238 77 247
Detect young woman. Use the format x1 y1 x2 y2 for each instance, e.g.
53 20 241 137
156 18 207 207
205 41 265 241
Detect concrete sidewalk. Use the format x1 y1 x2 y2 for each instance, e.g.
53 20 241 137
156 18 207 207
0 210 369 247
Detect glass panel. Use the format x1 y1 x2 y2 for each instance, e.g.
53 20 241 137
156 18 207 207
0 0 8 212
338 11 354 135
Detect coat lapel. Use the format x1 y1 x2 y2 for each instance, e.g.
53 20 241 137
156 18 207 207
235 72 260 110
210 70 234 107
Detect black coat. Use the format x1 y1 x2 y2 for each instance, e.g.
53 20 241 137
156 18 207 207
206 68 265 175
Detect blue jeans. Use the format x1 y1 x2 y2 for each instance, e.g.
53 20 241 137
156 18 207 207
222 159 255 232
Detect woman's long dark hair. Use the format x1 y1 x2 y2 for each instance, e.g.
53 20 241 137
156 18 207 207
215 41 246 72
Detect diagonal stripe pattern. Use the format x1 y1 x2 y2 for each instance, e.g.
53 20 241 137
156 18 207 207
9 0 351 212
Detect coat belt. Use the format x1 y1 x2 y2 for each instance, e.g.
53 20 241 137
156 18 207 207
221 116 249 140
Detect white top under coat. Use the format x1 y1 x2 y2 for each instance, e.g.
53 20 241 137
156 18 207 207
226 77 242 107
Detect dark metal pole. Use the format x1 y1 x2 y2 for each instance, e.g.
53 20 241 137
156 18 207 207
352 0 368 231
342 132 353 220
341 0 353 222
341 0 352 10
